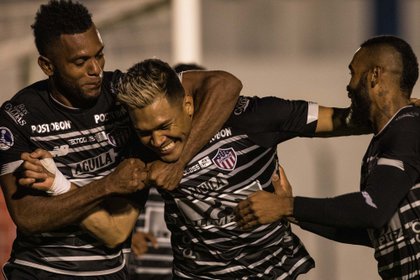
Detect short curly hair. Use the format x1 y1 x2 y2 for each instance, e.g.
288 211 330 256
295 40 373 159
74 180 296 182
31 0 93 56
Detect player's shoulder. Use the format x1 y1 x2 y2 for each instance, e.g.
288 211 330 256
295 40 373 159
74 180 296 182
1 80 49 116
4 80 48 104
230 95 294 117
380 106 420 153
390 105 420 133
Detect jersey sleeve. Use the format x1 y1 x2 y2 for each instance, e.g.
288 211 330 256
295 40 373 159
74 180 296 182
293 109 420 229
293 164 415 228
227 96 318 147
379 112 420 176
298 221 372 247
0 102 33 176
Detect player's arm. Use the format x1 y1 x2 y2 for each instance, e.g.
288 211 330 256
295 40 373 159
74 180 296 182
315 106 371 136
80 196 144 248
237 161 415 230
292 162 415 228
148 70 242 190
1 151 146 234
297 221 372 247
179 70 241 166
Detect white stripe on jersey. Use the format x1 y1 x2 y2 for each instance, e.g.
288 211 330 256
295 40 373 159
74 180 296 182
0 159 22 176
307 102 319 124
30 126 106 141
43 250 123 261
14 258 126 276
377 157 404 171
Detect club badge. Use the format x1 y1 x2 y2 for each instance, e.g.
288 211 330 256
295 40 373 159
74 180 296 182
0 127 14 151
212 147 237 171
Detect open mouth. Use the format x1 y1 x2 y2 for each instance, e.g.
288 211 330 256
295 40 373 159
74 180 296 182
158 140 176 155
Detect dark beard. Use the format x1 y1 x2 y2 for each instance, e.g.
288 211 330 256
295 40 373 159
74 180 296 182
348 75 372 127
52 72 99 108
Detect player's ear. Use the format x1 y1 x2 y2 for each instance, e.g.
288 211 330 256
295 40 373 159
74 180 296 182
184 95 194 118
370 66 381 88
38 55 54 76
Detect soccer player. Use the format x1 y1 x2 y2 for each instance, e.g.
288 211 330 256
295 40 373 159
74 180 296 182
0 0 241 279
236 35 420 279
115 58 368 279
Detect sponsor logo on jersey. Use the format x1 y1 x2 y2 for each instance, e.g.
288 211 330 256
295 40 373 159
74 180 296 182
175 197 236 229
50 145 69 157
183 163 201 176
68 136 96 146
4 103 28 126
194 213 236 229
183 156 212 176
212 148 237 171
193 175 228 194
0 127 14 150
70 149 117 175
409 219 420 243
198 156 212 168
94 110 126 124
31 120 72 134
233 96 250 115
209 128 232 143
374 228 403 247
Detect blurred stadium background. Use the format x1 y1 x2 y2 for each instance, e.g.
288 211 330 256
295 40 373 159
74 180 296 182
1 1 419 279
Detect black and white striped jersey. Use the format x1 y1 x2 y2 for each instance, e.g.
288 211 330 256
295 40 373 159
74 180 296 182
161 96 318 279
362 106 420 279
0 71 135 277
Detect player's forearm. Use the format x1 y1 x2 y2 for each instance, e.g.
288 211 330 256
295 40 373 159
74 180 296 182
81 197 140 248
315 106 371 137
1 173 115 234
299 221 372 247
293 193 386 229
180 71 242 164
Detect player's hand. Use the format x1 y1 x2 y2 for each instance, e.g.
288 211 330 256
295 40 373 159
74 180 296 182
131 231 158 256
19 148 54 191
236 164 294 230
105 158 148 194
146 160 184 191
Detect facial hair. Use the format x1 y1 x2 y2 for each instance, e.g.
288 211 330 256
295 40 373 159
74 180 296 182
52 70 100 108
348 73 372 127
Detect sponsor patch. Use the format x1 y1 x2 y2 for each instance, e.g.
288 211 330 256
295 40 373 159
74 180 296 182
233 96 250 115
212 148 237 171
210 128 232 143
198 156 212 168
50 145 69 157
0 127 14 150
4 102 28 126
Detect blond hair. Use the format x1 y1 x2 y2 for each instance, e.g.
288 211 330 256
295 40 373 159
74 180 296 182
116 58 184 109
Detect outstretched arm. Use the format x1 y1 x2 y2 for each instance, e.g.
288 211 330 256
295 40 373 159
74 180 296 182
237 161 415 230
315 106 371 136
148 70 242 190
298 221 372 247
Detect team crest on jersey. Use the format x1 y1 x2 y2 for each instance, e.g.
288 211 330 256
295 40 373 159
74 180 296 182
0 127 14 150
212 148 237 171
